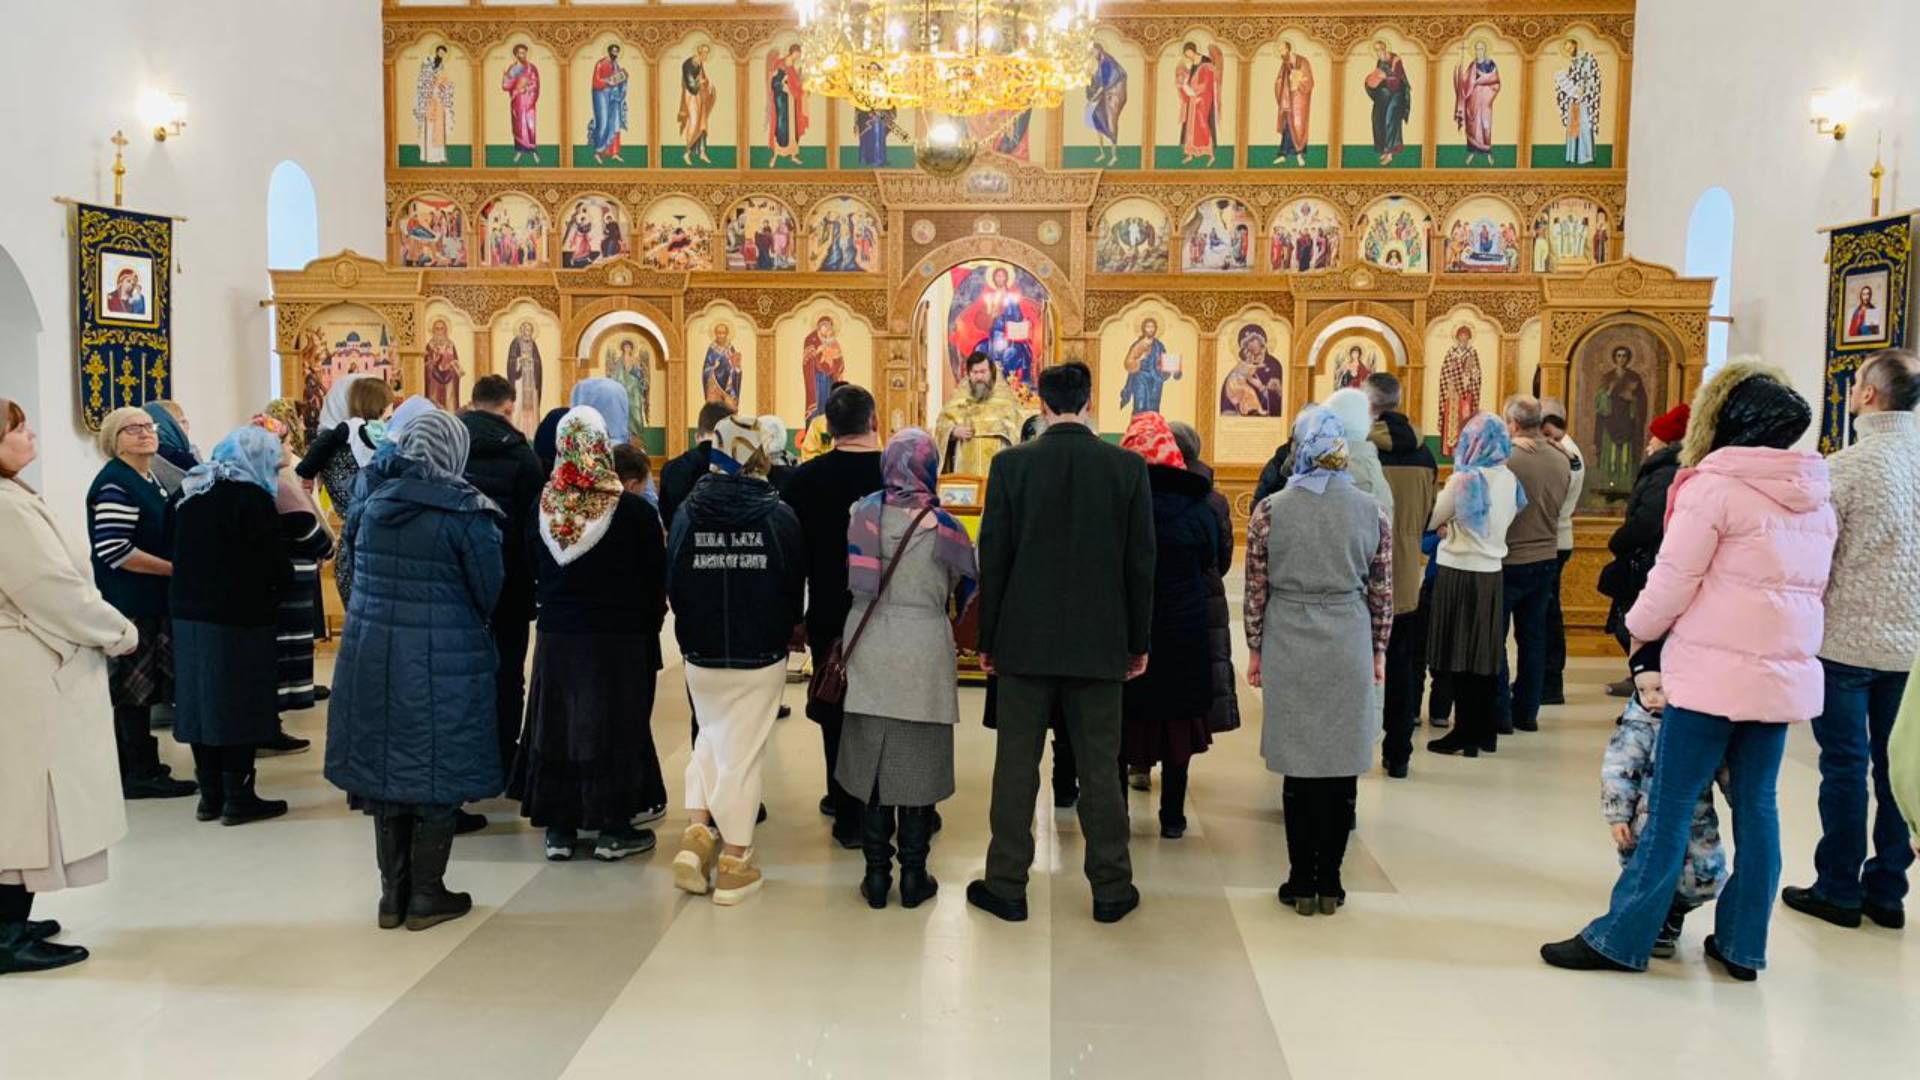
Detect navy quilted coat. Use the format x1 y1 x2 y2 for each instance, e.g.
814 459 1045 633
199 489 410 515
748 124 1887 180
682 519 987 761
325 454 506 805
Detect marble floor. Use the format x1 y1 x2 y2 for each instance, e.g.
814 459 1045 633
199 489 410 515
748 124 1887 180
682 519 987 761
5 619 1920 1080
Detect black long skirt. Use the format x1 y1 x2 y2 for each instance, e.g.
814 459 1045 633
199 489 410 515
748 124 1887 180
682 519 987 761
509 630 666 829
170 618 278 747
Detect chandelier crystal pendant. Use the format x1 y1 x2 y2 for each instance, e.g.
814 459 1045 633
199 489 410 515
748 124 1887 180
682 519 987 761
796 1 1099 120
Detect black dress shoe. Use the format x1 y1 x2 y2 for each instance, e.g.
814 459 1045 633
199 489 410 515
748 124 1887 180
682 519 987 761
1053 790 1078 809
1781 886 1862 928
1513 717 1539 733
258 730 311 756
454 810 489 835
965 880 1028 922
757 804 768 824
123 770 198 800
1093 886 1141 924
1159 816 1186 840
1384 762 1409 779
1703 935 1757 981
777 705 792 720
1540 690 1566 706
819 795 835 817
23 920 60 943
1540 935 1635 972
0 937 89 975
312 685 331 702
1864 901 1906 930
1426 734 1479 758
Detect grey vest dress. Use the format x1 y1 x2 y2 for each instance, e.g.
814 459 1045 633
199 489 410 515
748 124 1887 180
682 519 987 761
1259 479 1383 778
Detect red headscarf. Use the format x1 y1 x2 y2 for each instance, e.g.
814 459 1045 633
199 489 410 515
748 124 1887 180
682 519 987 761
1121 412 1187 469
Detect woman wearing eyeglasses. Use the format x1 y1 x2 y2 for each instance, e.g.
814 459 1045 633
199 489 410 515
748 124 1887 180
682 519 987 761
85 407 195 801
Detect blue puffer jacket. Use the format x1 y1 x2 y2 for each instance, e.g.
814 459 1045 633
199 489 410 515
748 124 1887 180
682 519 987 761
325 453 506 806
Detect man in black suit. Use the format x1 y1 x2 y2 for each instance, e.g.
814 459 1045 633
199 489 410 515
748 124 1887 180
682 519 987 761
968 362 1154 925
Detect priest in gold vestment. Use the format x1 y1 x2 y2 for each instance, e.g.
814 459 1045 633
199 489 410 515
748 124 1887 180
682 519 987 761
936 351 1025 475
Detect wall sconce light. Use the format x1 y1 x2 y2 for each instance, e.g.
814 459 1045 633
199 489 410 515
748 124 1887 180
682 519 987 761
1809 86 1856 141
139 89 189 142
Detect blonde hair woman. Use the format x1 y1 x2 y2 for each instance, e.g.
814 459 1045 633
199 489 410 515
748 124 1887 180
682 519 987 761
1 399 141 974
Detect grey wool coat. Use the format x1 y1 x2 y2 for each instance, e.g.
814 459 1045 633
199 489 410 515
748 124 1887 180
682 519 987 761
1257 480 1386 777
843 510 973 727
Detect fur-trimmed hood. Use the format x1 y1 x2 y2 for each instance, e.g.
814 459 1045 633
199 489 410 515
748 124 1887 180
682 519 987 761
1681 357 1796 468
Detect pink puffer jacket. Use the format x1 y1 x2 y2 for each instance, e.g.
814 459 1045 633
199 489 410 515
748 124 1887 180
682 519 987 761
1625 447 1836 722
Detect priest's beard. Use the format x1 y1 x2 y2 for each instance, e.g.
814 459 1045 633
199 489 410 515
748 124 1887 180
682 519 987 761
968 379 994 403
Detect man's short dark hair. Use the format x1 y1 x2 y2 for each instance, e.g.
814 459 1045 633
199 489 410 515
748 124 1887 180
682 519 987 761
965 351 995 381
824 383 876 439
696 401 736 436
1037 362 1092 416
469 374 514 408
1364 372 1401 413
612 443 651 484
1861 349 1920 412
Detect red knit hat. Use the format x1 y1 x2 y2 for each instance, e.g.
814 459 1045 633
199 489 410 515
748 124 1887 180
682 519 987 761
1648 402 1690 444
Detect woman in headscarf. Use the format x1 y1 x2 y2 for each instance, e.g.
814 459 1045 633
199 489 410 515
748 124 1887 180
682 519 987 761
759 415 798 491
85 406 194 800
142 400 199 495
1168 421 1241 744
569 377 631 446
1425 412 1525 758
665 415 806 906
248 414 334 749
169 426 299 826
533 406 571 476
296 374 395 608
835 428 978 909
1246 405 1393 916
325 409 505 931
1117 413 1225 840
1544 360 1835 981
511 406 668 863
1 398 141 974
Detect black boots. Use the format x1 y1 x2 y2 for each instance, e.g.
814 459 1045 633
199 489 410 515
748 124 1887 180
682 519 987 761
896 806 938 909
220 770 288 826
860 804 896 909
1280 781 1353 915
194 768 225 822
375 813 415 930
1159 763 1190 840
1278 783 1316 915
117 707 196 799
858 804 938 910
404 814 472 931
1315 787 1355 913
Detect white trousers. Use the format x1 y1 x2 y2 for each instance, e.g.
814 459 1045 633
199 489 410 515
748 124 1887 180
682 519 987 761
684 661 786 848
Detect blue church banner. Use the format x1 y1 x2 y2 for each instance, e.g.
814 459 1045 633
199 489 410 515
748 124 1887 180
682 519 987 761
1821 212 1912 453
73 202 173 431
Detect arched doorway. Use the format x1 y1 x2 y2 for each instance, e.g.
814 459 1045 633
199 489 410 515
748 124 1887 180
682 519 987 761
911 258 1055 427
575 308 672 453
0 243 42 487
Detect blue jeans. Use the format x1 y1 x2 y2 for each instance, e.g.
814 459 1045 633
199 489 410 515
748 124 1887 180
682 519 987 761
1811 659 1915 908
1583 706 1788 971
1495 559 1557 730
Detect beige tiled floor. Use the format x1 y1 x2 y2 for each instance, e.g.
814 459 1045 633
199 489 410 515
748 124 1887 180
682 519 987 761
6 619 1920 1079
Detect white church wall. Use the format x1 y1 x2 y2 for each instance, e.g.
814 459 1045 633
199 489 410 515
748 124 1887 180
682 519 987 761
0 1 384 533
1627 0 1920 418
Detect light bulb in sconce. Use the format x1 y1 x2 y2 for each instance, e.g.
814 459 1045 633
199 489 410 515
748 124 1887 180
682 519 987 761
139 89 189 142
1809 86 1857 141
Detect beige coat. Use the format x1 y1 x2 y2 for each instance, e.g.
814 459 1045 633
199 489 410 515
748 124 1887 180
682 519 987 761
0 477 138 875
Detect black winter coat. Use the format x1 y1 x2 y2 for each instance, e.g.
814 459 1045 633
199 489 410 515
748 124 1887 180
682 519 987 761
1122 465 1225 722
666 472 806 670
1599 443 1682 607
325 455 506 806
170 480 291 628
657 443 709 540
461 409 545 622
1253 440 1294 505
1192 464 1241 734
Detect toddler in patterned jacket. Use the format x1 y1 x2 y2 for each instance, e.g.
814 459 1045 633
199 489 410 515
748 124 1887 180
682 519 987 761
1601 639 1730 958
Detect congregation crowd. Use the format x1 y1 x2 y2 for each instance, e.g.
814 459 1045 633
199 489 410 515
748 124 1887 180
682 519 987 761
5 345 1920 987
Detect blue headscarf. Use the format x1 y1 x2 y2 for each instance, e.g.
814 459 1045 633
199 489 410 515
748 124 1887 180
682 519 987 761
570 378 630 444
178 425 284 506
1288 405 1352 495
143 402 198 471
385 396 437 442
1451 412 1527 539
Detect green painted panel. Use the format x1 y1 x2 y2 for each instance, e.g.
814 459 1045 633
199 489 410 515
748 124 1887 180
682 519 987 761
659 145 740 169
1435 145 1518 169
1529 144 1615 168
1062 145 1143 170
1152 146 1236 170
1339 145 1424 169
398 146 474 168
837 146 917 169
570 145 651 169
749 146 829 169
484 145 560 168
1245 144 1331 169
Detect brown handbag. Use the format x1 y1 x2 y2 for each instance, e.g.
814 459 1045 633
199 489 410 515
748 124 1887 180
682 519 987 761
810 506 934 707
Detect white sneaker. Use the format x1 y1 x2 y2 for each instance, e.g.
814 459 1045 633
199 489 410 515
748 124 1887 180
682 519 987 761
673 824 718 896
632 805 667 827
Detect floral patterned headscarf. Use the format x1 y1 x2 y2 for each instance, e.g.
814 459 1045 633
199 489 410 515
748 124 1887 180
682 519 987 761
847 427 977 606
538 406 624 566
263 398 306 456
1288 405 1351 495
1451 411 1527 539
1120 411 1188 469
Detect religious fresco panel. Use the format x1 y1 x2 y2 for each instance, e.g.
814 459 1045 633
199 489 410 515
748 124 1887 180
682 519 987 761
637 196 714 272
490 301 563 438
482 36 561 168
1436 28 1524 169
687 302 758 422
724 197 800 272
293 303 398 443
1215 307 1292 466
775 299 874 430
807 196 882 273
478 193 550 269
420 300 476 414
1248 32 1333 170
585 322 669 452
1268 197 1342 273
1422 308 1502 460
1094 197 1171 274
1340 30 1428 169
1180 197 1255 273
1534 196 1616 274
1357 195 1434 272
1530 28 1622 168
394 34 473 168
1572 320 1671 512
750 33 827 169
1153 32 1235 170
1441 196 1524 274
395 195 468 268
570 34 647 168
1063 30 1145 170
1097 300 1200 434
658 33 740 169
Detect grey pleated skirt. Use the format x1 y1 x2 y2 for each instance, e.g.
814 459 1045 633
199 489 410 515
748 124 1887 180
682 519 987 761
1426 565 1505 676
834 713 955 807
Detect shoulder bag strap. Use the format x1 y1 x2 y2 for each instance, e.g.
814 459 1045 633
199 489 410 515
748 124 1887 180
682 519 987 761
839 505 934 664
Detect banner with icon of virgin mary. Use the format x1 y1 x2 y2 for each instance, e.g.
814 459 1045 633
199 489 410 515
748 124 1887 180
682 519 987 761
1821 212 1912 452
73 202 173 431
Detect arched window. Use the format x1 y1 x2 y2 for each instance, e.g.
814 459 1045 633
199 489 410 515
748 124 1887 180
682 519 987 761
267 161 319 397
1684 187 1734 374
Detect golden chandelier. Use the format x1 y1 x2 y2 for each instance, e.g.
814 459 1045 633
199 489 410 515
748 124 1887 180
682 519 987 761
795 1 1099 118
